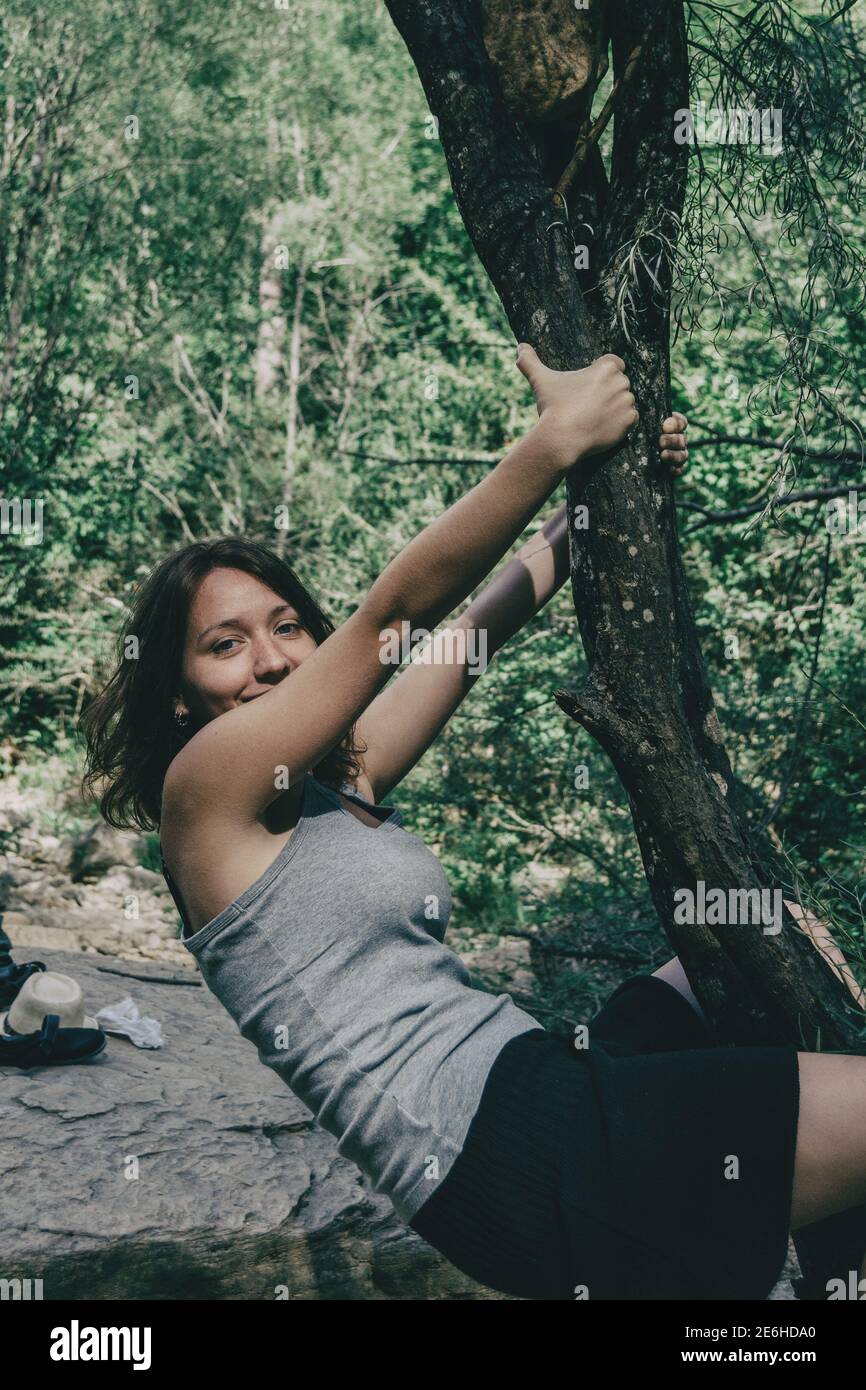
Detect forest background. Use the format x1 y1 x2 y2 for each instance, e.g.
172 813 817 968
1 0 863 1026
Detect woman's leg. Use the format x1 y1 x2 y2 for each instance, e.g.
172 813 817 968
791 1051 866 1230
656 959 866 1277
652 956 708 1026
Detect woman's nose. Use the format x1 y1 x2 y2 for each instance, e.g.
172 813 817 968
251 638 292 677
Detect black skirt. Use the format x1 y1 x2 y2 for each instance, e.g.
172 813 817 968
409 974 801 1301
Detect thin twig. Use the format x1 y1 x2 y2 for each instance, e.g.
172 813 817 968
689 430 866 466
96 964 202 987
681 482 866 528
553 22 656 208
334 447 502 467
760 532 833 830
499 925 651 967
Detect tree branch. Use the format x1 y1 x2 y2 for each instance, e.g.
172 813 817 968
553 25 652 210
689 430 866 467
681 483 866 528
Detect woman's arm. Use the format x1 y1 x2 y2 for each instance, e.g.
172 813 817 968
350 501 573 801
458 500 570 653
371 351 637 635
461 413 689 651
352 416 689 801
165 350 638 824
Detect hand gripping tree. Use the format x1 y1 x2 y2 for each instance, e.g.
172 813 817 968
384 0 866 1298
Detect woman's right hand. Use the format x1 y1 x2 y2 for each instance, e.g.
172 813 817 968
516 344 639 471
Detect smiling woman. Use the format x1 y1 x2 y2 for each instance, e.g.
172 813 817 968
78 535 369 833
178 577 312 718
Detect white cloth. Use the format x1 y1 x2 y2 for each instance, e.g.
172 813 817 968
94 997 163 1049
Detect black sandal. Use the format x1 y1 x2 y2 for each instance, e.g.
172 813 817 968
0 959 47 1010
0 1014 107 1069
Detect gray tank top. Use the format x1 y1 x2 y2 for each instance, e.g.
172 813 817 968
160 773 544 1222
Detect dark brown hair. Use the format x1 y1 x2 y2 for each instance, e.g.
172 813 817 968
79 536 367 830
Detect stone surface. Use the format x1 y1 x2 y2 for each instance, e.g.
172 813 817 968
70 822 143 879
0 788 191 969
0 948 506 1301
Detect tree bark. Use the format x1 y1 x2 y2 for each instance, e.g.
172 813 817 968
385 0 866 1299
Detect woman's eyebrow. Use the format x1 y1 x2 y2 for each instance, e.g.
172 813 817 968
197 603 295 642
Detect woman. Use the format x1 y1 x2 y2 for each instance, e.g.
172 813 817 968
81 346 866 1300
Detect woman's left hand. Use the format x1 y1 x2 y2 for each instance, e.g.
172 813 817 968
659 412 688 476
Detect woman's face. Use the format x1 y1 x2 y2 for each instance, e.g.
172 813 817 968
175 567 318 726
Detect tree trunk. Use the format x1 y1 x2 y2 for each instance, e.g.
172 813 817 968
385 0 866 1300
253 204 288 401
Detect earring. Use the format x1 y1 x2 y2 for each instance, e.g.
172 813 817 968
174 709 190 728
